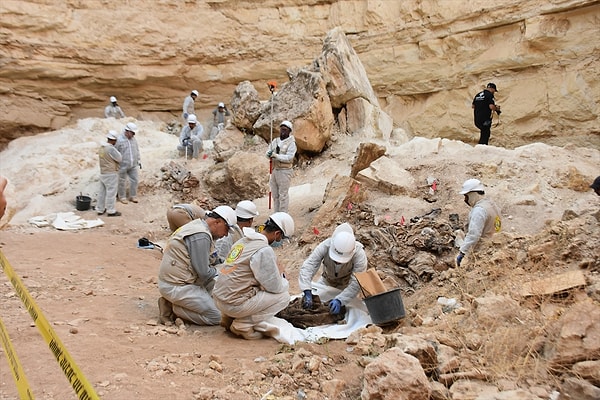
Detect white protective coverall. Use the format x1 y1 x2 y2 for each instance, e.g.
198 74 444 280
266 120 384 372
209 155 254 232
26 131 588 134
266 135 296 213
115 132 140 200
158 219 221 325
97 142 122 214
459 198 501 254
298 237 368 306
104 103 125 119
178 124 204 159
213 227 289 339
182 95 195 121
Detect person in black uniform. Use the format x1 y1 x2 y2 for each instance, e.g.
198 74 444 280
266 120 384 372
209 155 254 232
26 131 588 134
472 82 502 145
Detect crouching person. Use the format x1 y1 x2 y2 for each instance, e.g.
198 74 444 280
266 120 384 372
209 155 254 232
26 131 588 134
157 206 237 326
213 212 294 340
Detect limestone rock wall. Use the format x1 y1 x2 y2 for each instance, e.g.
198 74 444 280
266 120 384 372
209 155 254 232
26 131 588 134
0 0 598 149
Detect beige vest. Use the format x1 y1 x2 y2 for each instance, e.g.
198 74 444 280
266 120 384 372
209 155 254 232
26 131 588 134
273 137 294 169
213 235 269 306
158 219 212 285
98 144 119 173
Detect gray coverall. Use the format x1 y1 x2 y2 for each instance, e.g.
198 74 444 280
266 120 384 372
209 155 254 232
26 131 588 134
213 227 289 339
459 198 502 254
267 135 296 213
115 132 140 200
182 95 195 121
298 238 368 305
178 124 204 159
158 219 221 326
104 104 125 119
97 142 122 214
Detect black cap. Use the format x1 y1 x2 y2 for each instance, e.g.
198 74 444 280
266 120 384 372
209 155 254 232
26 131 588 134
486 82 498 91
590 176 600 190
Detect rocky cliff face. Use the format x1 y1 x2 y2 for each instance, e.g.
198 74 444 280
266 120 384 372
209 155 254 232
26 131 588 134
1 0 598 149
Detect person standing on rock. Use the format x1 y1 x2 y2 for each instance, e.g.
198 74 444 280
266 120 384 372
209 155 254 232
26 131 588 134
213 212 294 340
299 222 367 316
166 203 207 232
104 96 126 119
158 206 237 326
590 176 600 196
472 83 501 145
210 102 230 139
266 120 297 213
213 200 260 264
182 90 199 122
178 114 204 159
96 130 122 217
115 122 141 204
456 179 502 267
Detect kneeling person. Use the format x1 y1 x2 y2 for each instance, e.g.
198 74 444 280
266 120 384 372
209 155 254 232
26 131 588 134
213 212 294 340
158 206 236 326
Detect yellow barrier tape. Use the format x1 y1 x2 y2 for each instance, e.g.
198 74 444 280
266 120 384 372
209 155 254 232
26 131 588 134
0 316 34 399
0 250 100 400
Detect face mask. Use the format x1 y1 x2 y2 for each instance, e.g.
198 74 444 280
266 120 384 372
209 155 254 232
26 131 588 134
270 240 283 248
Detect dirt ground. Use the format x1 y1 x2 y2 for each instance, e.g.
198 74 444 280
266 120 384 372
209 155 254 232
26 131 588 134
0 120 599 400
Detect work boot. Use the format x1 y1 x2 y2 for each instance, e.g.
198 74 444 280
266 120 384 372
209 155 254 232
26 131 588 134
107 211 121 217
158 297 175 325
129 197 138 203
220 315 234 332
230 321 264 340
119 198 128 204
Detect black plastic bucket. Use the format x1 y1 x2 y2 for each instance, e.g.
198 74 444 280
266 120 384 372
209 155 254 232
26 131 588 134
75 195 91 211
363 288 406 325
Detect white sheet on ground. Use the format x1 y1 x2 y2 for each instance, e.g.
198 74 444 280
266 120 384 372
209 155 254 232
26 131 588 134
254 281 373 344
28 212 105 230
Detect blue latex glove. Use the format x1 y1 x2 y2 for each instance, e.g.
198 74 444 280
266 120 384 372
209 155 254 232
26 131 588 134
266 150 273 159
329 299 342 315
183 113 188 119
456 252 465 267
302 290 313 309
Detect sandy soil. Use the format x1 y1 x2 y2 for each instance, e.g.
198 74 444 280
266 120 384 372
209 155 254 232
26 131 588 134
0 119 599 399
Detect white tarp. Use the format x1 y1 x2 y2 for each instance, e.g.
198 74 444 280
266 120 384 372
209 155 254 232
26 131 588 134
28 212 105 230
255 281 373 344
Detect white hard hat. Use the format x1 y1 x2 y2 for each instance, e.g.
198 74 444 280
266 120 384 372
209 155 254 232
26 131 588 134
187 114 197 124
329 228 356 264
106 130 118 140
191 90 199 96
459 178 485 194
218 102 225 108
280 120 293 131
269 212 295 238
212 205 237 227
110 96 117 103
125 122 138 133
235 200 259 219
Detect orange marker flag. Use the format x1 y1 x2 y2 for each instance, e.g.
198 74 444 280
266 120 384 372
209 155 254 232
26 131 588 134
432 181 437 191
400 216 405 225
313 226 320 235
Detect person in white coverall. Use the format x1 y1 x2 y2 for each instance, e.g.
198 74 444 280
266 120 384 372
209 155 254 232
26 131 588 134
115 122 141 204
157 206 237 326
182 90 198 122
96 130 122 217
104 96 125 119
266 121 296 213
178 114 204 159
213 212 295 340
213 200 259 264
299 223 368 315
455 179 502 267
